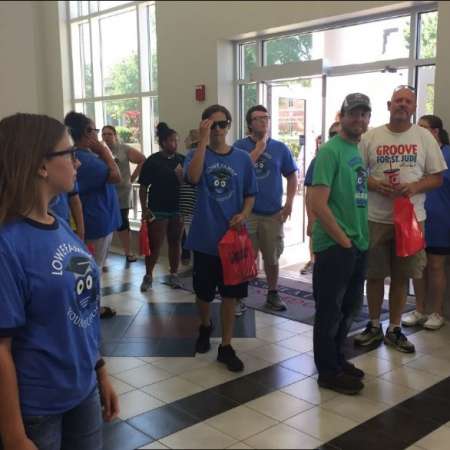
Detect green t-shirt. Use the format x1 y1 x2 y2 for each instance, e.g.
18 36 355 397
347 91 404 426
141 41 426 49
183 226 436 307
312 135 368 252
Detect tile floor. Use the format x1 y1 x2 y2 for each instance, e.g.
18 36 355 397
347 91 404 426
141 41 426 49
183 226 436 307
100 253 450 449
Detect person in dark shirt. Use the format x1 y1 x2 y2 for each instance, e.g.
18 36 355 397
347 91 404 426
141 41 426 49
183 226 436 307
139 122 185 291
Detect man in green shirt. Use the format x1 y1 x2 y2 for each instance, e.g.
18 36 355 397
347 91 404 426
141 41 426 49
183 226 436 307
309 93 371 395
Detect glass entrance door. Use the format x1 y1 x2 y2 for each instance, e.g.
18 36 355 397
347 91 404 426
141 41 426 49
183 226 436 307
264 76 323 265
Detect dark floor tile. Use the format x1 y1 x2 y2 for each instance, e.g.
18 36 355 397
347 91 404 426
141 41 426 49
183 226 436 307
137 303 176 316
101 315 135 341
424 376 450 399
211 376 274 404
127 404 197 440
327 423 406 450
279 353 318 376
398 390 450 423
100 342 119 356
157 338 196 356
112 340 161 357
173 389 239 421
102 419 153 450
244 364 306 389
359 405 439 446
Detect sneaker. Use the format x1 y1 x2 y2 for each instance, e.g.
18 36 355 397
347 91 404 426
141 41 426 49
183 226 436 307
300 261 314 275
384 327 415 353
265 292 287 311
354 322 384 347
402 310 428 327
195 322 213 354
140 274 153 292
342 361 365 379
318 372 364 395
217 345 244 372
234 299 247 317
423 313 445 330
168 273 182 289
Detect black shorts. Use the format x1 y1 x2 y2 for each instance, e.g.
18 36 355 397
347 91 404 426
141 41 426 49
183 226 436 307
117 209 130 232
193 251 248 302
426 246 450 255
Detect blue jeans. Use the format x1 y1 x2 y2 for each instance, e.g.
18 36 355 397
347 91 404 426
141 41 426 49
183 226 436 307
21 388 102 450
313 245 368 376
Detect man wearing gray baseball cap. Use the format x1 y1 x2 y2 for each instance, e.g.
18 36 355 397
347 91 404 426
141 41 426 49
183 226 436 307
309 93 371 394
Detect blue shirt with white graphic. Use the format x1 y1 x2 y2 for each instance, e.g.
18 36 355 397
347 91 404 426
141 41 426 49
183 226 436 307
184 147 258 256
0 216 100 415
234 137 297 215
425 144 450 247
75 148 121 240
304 158 316 187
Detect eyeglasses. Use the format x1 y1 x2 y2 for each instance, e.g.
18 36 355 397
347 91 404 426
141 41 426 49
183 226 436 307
251 115 271 122
45 147 78 162
393 85 416 93
87 127 100 134
211 120 230 129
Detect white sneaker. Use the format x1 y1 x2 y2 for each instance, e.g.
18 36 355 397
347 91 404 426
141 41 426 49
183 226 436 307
402 310 428 327
234 300 243 317
423 313 445 330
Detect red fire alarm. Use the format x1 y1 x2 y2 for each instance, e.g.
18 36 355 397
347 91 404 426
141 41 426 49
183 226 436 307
195 84 206 102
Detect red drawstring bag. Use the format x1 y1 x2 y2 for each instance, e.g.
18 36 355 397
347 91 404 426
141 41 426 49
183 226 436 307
218 227 257 285
139 221 151 256
394 196 425 257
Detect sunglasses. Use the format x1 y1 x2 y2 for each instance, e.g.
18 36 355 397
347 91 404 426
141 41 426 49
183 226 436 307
393 84 416 93
87 127 100 134
45 147 78 162
211 121 230 129
251 115 271 122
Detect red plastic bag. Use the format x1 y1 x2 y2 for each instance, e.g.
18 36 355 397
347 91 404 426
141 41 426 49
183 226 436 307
394 196 425 257
139 221 151 256
218 227 257 285
86 243 95 256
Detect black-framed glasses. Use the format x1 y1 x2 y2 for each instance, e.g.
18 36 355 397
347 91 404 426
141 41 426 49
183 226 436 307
45 147 78 162
87 127 100 134
211 120 230 129
251 115 271 122
393 85 416 93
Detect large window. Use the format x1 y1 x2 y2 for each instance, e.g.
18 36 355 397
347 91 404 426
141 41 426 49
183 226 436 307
69 1 158 155
236 5 438 138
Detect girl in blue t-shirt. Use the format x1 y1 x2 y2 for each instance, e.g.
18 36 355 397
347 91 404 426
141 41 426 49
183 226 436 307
407 115 450 331
0 114 119 450
64 111 122 319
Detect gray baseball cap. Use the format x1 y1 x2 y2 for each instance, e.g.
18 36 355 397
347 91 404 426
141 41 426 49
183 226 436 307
341 93 371 112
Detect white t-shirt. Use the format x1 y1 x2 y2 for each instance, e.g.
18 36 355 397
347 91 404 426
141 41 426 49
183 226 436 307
359 124 447 224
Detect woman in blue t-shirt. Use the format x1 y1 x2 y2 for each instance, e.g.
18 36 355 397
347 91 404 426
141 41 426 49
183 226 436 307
406 115 450 330
0 114 118 450
64 111 122 319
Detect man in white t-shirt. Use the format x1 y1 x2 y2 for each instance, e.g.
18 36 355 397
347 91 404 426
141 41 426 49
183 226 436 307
354 86 446 353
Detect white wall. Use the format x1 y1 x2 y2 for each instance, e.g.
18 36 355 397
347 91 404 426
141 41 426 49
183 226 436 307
0 1 41 118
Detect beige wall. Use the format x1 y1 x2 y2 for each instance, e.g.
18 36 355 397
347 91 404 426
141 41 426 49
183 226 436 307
155 0 434 140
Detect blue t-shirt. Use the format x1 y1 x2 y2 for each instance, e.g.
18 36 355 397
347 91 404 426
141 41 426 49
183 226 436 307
425 144 450 247
0 217 101 415
184 147 258 256
49 182 79 223
304 158 316 187
75 148 121 240
233 137 297 215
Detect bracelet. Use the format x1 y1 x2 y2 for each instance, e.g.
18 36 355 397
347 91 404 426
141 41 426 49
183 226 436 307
95 358 105 371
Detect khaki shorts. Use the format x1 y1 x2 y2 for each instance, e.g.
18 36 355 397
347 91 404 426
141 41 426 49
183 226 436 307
247 212 284 266
367 221 426 279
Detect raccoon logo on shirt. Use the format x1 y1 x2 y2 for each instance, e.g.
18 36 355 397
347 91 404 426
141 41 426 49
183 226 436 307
254 153 272 180
206 164 236 201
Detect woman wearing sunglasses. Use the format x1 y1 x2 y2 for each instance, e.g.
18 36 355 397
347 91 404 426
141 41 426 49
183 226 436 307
138 122 185 291
0 114 118 450
64 111 122 319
